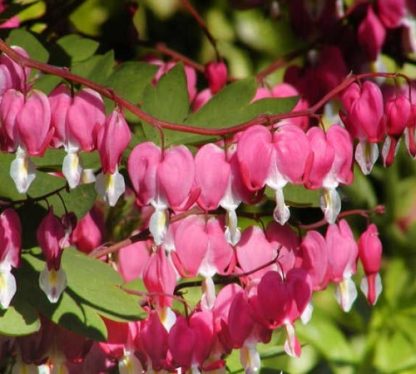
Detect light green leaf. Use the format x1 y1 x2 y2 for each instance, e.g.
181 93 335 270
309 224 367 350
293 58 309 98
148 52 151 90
185 78 256 128
17 253 107 341
56 34 99 63
142 63 190 145
18 248 145 340
0 298 40 336
38 183 97 220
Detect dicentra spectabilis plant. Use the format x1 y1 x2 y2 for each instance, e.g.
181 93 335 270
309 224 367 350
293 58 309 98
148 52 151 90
0 0 415 372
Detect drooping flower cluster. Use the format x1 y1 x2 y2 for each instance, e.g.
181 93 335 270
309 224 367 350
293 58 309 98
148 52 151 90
1 0 414 368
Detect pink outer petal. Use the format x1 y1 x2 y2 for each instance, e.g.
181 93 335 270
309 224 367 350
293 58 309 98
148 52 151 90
377 0 405 28
173 215 208 277
326 124 354 186
157 145 195 209
127 142 162 206
326 219 358 282
204 218 233 275
236 226 276 281
140 311 169 370
36 209 65 271
358 224 382 275
195 143 230 211
237 125 273 191
357 6 386 61
16 90 53 156
304 127 335 189
192 88 212 111
205 62 228 94
0 208 21 268
213 283 244 324
227 291 255 347
66 89 105 151
168 316 195 368
255 271 289 328
97 110 131 174
49 84 72 148
273 124 311 184
300 230 329 290
265 222 299 274
189 311 215 366
118 240 152 282
143 248 177 308
0 88 24 149
70 208 104 254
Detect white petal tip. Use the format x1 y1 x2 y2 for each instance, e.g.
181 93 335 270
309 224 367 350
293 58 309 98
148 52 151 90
39 266 67 303
10 153 36 194
355 141 379 175
95 170 125 207
335 277 357 312
149 208 168 246
0 269 16 309
62 152 82 189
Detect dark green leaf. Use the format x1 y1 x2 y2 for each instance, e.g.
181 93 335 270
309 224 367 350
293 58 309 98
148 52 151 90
141 63 189 145
7 28 49 63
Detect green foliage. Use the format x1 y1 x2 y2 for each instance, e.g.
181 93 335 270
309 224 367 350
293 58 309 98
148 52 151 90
11 248 145 341
7 28 49 63
142 63 190 145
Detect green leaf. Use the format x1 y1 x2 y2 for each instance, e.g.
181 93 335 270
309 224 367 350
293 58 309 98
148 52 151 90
71 51 115 84
38 183 97 220
185 78 256 127
180 80 296 145
0 298 40 336
17 252 107 341
56 34 99 63
0 152 98 219
106 61 158 105
18 249 145 340
7 28 49 63
61 249 144 321
142 63 190 145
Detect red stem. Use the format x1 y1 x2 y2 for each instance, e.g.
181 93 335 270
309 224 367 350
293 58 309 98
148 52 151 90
0 39 407 138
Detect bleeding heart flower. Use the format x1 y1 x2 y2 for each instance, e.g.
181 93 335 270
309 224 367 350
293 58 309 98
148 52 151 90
358 224 383 305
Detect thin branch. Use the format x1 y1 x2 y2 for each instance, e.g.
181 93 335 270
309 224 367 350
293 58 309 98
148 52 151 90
297 205 386 231
0 39 407 137
181 0 220 61
155 42 205 73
